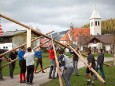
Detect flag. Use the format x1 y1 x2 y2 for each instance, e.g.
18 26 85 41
0 21 3 36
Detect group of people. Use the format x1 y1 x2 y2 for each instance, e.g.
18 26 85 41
0 45 106 86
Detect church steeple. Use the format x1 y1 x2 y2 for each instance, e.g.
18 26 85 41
90 7 101 19
90 7 101 35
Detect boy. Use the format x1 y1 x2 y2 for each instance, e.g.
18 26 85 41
86 49 95 86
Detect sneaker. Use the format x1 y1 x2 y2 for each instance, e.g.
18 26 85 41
76 74 79 76
10 77 14 79
0 78 4 81
42 71 45 73
52 77 55 79
91 83 95 86
20 81 25 83
26 82 30 84
86 81 91 85
29 83 34 85
48 76 52 79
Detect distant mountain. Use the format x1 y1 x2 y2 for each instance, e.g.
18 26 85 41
82 18 115 34
50 30 68 40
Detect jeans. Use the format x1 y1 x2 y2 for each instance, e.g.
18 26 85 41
62 67 74 86
27 65 34 83
95 63 105 80
9 62 15 78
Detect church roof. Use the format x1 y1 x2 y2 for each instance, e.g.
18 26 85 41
90 7 101 19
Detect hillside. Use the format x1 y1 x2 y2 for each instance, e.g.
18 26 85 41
82 18 115 34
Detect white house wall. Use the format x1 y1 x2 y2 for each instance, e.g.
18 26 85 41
104 45 111 51
0 43 12 50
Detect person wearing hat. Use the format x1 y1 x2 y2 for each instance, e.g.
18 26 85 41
58 48 73 86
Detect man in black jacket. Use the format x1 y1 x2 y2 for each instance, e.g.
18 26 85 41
95 49 105 80
0 49 7 80
9 49 17 78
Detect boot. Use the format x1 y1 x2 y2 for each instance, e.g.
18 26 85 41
22 73 26 83
20 73 23 83
41 67 45 73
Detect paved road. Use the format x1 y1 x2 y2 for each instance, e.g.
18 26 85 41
0 58 113 86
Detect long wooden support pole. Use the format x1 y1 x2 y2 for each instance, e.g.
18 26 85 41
81 53 112 66
51 36 63 86
68 45 105 84
0 14 106 84
0 14 69 49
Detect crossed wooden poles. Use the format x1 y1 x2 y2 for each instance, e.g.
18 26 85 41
0 14 105 85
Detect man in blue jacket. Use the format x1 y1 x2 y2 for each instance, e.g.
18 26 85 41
34 47 45 73
18 46 26 83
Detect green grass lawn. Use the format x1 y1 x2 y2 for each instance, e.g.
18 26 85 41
41 61 115 86
2 52 50 76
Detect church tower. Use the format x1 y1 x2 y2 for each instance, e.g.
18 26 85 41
90 7 101 35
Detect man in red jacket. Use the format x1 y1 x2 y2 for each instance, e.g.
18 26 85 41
48 46 56 79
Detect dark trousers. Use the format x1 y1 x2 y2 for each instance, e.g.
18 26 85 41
27 65 34 83
62 67 74 86
36 58 43 68
95 64 105 80
0 62 3 79
19 60 26 73
73 60 79 75
49 65 56 78
9 62 15 78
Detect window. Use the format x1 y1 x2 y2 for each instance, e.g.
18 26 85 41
91 22 93 26
95 21 97 26
98 21 100 26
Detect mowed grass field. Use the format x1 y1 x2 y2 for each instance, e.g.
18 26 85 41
41 61 115 86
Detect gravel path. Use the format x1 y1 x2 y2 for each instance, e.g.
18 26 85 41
0 58 113 86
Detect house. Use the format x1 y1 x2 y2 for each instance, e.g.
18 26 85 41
78 34 114 51
59 7 114 52
0 29 40 50
60 28 90 45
